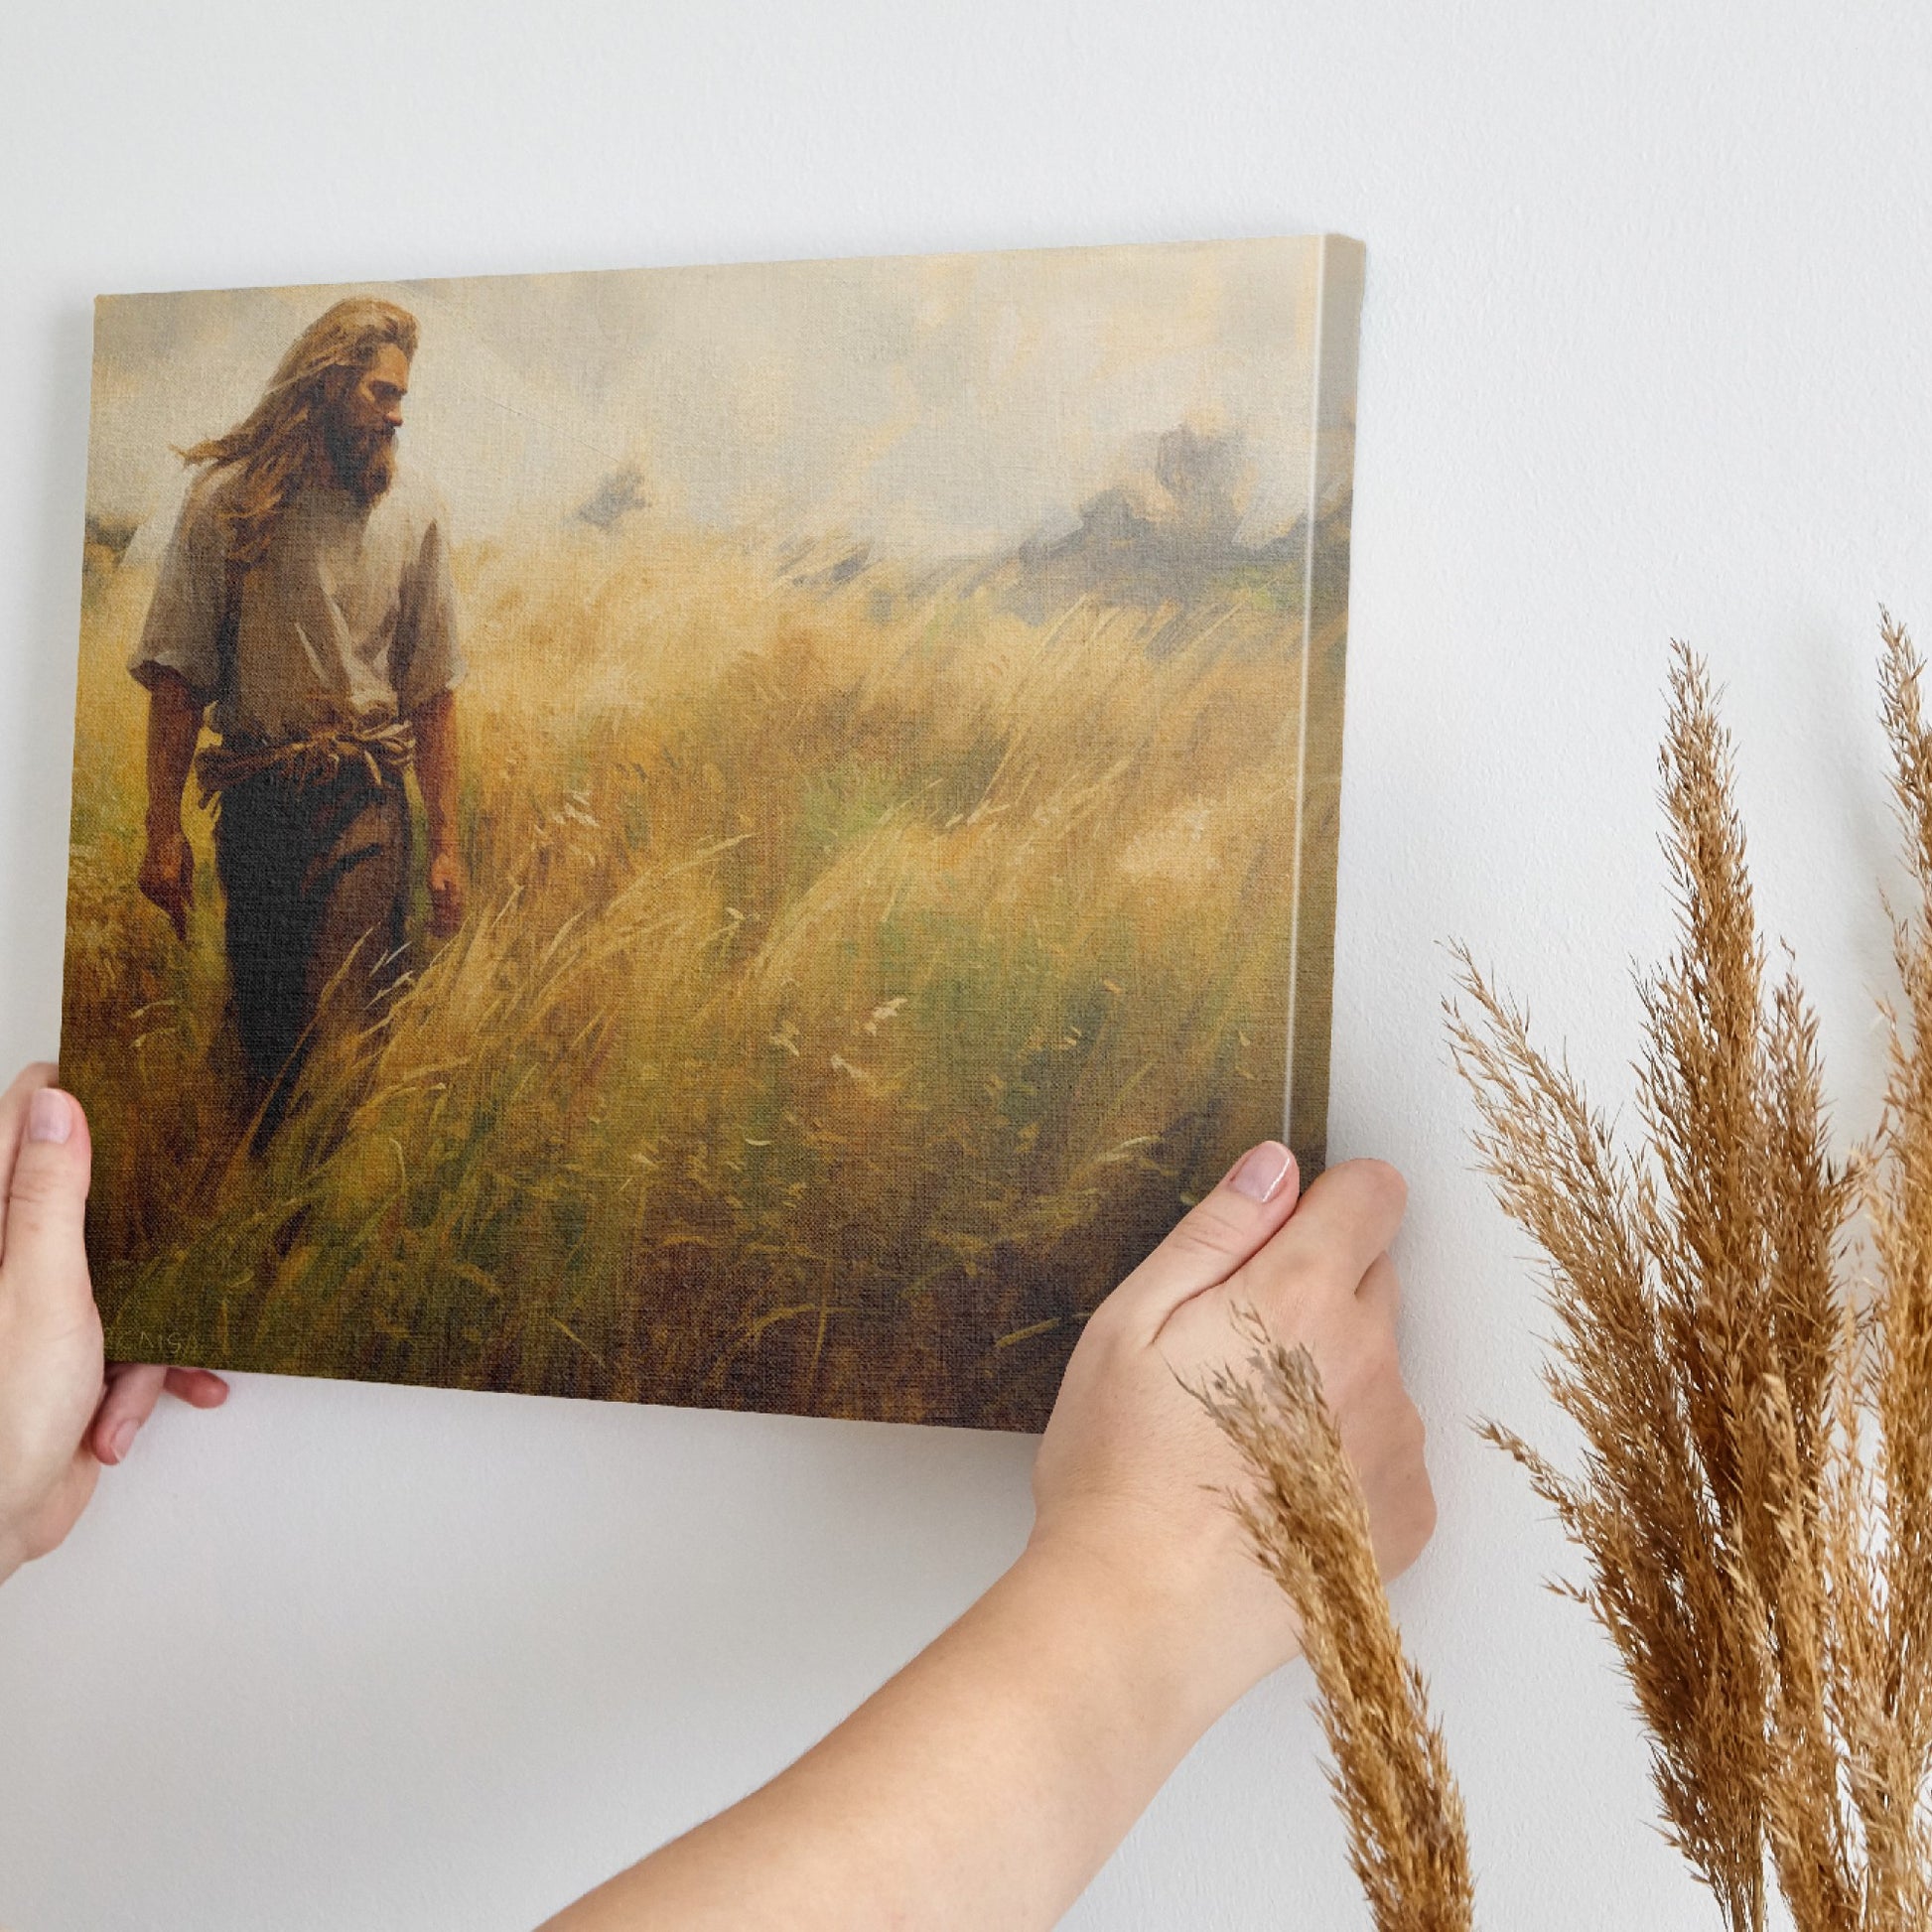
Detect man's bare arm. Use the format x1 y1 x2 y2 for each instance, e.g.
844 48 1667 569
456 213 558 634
136 668 203 943
411 688 466 936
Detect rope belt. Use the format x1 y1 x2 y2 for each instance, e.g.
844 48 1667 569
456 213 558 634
194 718 417 808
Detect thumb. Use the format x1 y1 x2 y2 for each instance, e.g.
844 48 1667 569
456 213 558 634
1099 1141 1301 1339
1 1084 94 1320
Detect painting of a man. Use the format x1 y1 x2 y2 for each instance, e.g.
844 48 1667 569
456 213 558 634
66 239 1363 1427
127 298 467 1135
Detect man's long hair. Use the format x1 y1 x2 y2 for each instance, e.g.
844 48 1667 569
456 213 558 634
179 297 419 571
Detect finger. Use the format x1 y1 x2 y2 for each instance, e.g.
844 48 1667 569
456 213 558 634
163 1365 229 1408
1102 1141 1302 1339
92 1363 168 1465
0 1063 60 1263
1 1085 93 1316
1238 1159 1408 1311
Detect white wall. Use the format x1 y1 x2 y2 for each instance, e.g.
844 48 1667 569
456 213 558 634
2 3 1927 1924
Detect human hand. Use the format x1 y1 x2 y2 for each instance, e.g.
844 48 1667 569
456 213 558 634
0 1064 228 1584
1029 1145 1434 1725
427 845 466 936
137 824 196 942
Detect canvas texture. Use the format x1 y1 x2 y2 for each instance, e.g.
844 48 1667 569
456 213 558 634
61 235 1364 1430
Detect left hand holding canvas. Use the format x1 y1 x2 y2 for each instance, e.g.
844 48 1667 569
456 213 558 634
0 1063 228 1585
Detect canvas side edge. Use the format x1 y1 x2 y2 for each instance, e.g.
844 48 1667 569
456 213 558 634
55 302 108 1099
1283 235 1365 1179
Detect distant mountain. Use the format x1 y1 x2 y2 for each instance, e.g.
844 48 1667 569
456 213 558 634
979 425 1351 627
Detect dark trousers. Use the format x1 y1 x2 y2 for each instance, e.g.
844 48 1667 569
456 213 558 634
212 765 413 1127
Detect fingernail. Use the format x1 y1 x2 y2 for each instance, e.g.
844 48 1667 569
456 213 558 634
108 1418 138 1463
27 1089 72 1145
1229 1142 1294 1202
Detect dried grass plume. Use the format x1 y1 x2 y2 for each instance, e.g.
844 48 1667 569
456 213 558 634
1198 1311 1475 1932
1447 617 1932 1930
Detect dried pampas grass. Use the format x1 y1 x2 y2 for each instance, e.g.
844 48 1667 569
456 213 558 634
1210 616 1932 1930
1446 617 1932 1928
1199 1312 1475 1932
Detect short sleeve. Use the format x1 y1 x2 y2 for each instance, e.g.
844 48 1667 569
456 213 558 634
394 509 466 715
128 477 229 706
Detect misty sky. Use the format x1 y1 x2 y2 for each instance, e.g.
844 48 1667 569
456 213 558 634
87 236 1348 560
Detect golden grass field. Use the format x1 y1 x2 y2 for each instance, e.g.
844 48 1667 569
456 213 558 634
62 519 1322 1428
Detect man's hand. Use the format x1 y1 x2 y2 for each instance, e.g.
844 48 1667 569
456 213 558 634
138 667 205 942
0 1064 228 1585
136 825 196 942
1031 1145 1434 1719
427 844 467 937
412 687 465 936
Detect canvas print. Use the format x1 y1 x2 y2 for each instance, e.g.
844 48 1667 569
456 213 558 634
61 235 1364 1430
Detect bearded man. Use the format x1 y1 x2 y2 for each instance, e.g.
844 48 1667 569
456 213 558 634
131 296 467 1135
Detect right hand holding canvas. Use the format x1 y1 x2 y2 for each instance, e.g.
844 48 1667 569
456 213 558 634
1028 1144 1436 1723
544 1144 1436 1932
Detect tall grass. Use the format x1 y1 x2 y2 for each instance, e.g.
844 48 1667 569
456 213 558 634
63 517 1312 1427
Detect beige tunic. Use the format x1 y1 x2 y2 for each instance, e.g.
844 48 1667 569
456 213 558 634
129 460 465 743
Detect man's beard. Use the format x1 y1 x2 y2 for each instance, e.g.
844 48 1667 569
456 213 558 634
323 421 398 503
